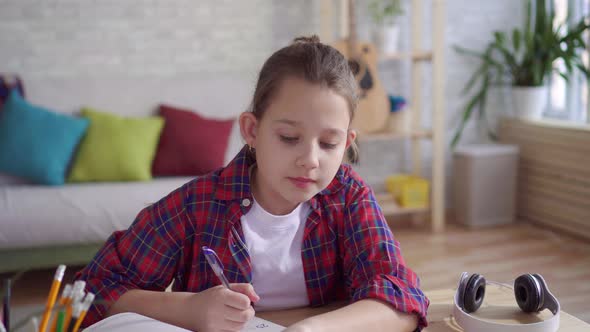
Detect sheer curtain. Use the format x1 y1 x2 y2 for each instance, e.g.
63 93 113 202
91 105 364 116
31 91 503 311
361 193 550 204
547 0 590 123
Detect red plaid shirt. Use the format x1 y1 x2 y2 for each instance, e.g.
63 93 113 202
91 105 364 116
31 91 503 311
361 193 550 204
76 145 429 328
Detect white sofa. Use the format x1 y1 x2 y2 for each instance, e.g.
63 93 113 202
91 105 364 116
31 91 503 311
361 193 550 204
0 73 254 272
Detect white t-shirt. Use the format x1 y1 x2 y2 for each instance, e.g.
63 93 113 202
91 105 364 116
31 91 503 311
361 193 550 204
240 197 311 311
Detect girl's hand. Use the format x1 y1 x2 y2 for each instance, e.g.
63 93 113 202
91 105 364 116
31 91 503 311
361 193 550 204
191 283 260 332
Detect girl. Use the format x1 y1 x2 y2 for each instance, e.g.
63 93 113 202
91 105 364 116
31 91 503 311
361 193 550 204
76 35 428 332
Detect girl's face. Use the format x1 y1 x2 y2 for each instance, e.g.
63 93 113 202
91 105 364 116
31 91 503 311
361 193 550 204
240 76 356 215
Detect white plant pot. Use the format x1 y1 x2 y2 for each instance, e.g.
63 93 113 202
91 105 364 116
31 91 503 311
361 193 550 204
371 24 400 54
511 85 548 120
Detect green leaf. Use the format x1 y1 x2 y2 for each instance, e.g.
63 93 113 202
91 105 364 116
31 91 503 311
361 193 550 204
491 41 517 71
524 0 534 51
494 31 506 45
453 45 488 58
512 28 521 52
477 85 498 141
461 63 488 94
454 44 506 92
451 91 481 147
454 44 507 69
535 0 547 36
558 71 569 82
576 63 590 79
537 61 545 85
452 73 492 148
566 59 574 74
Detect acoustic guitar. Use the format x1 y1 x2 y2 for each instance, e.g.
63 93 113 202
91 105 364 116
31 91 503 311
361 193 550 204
333 0 390 135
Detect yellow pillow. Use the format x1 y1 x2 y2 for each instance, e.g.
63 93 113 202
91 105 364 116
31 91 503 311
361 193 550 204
68 108 164 182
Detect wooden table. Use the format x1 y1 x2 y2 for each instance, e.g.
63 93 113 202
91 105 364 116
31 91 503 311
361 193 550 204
257 285 590 331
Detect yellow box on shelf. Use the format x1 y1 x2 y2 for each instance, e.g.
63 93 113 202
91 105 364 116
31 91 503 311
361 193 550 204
385 174 430 208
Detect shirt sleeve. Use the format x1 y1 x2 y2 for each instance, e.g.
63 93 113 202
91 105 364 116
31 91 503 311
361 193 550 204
341 185 429 329
74 186 190 327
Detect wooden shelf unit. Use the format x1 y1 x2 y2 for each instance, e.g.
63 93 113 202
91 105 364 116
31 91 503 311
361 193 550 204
374 192 430 216
357 129 433 142
379 51 433 62
320 0 446 232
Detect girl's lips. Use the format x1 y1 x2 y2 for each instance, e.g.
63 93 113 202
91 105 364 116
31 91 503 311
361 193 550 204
291 177 315 182
288 177 316 188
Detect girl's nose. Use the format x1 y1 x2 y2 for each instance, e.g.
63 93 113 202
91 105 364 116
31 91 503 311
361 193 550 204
296 144 319 169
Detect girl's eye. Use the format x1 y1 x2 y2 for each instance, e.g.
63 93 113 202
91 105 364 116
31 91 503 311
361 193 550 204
321 142 338 150
280 135 298 144
279 135 337 149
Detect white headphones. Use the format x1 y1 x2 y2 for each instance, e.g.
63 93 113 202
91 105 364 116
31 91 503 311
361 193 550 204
453 272 560 332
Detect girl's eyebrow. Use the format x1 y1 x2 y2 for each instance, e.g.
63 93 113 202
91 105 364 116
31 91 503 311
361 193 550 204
273 119 346 136
274 119 298 126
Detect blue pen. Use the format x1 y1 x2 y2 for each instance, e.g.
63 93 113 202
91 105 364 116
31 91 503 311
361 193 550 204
202 246 233 290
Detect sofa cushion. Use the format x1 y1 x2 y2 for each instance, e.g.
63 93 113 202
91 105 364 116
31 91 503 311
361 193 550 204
152 104 235 176
68 108 164 182
0 177 193 249
0 75 25 108
0 90 89 185
0 173 32 186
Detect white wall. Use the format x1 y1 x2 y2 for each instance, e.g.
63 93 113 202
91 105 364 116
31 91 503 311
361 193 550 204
0 0 523 198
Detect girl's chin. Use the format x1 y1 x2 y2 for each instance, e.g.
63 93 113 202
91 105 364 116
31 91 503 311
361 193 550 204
285 189 318 203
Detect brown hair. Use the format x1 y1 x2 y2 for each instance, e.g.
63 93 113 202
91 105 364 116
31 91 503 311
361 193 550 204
248 35 359 163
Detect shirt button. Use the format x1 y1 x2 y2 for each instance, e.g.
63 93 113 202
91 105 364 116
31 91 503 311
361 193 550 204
242 198 251 207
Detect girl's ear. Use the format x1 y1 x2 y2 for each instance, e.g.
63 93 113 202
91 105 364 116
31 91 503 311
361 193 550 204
345 129 357 149
239 112 259 148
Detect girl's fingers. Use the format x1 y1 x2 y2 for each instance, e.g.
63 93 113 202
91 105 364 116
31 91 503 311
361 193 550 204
229 283 260 303
223 289 251 310
224 305 255 323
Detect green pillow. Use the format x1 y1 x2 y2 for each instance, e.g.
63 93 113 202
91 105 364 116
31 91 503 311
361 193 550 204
68 108 164 182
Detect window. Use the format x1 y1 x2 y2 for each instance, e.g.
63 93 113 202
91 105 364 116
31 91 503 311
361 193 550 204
547 0 590 123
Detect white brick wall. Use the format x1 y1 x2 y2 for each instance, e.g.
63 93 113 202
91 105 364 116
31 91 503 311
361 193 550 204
0 0 290 76
0 0 523 195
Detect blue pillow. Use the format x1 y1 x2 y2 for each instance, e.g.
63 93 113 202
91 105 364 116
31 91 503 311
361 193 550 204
0 90 89 185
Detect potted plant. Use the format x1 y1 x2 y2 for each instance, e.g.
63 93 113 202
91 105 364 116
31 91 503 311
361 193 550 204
368 0 404 54
452 0 590 147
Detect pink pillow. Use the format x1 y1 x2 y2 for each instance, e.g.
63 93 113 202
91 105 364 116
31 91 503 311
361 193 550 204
152 104 234 176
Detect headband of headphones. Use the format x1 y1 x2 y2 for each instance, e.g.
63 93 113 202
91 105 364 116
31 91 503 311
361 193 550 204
453 272 560 332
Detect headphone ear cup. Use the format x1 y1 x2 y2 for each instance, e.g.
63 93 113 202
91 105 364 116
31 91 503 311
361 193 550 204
514 274 543 312
463 274 486 313
532 274 546 310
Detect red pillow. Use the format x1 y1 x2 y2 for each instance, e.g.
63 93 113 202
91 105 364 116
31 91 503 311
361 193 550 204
152 104 235 176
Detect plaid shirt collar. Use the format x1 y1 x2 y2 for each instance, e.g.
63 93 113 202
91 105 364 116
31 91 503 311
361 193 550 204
213 145 347 210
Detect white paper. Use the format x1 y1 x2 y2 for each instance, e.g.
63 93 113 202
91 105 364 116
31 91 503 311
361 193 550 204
83 312 284 332
242 316 285 331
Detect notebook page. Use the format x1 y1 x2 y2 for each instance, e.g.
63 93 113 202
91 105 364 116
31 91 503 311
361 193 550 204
243 316 285 331
83 312 285 332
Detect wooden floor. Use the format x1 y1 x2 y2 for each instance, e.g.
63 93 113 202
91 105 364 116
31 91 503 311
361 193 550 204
394 221 590 323
4 221 590 324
